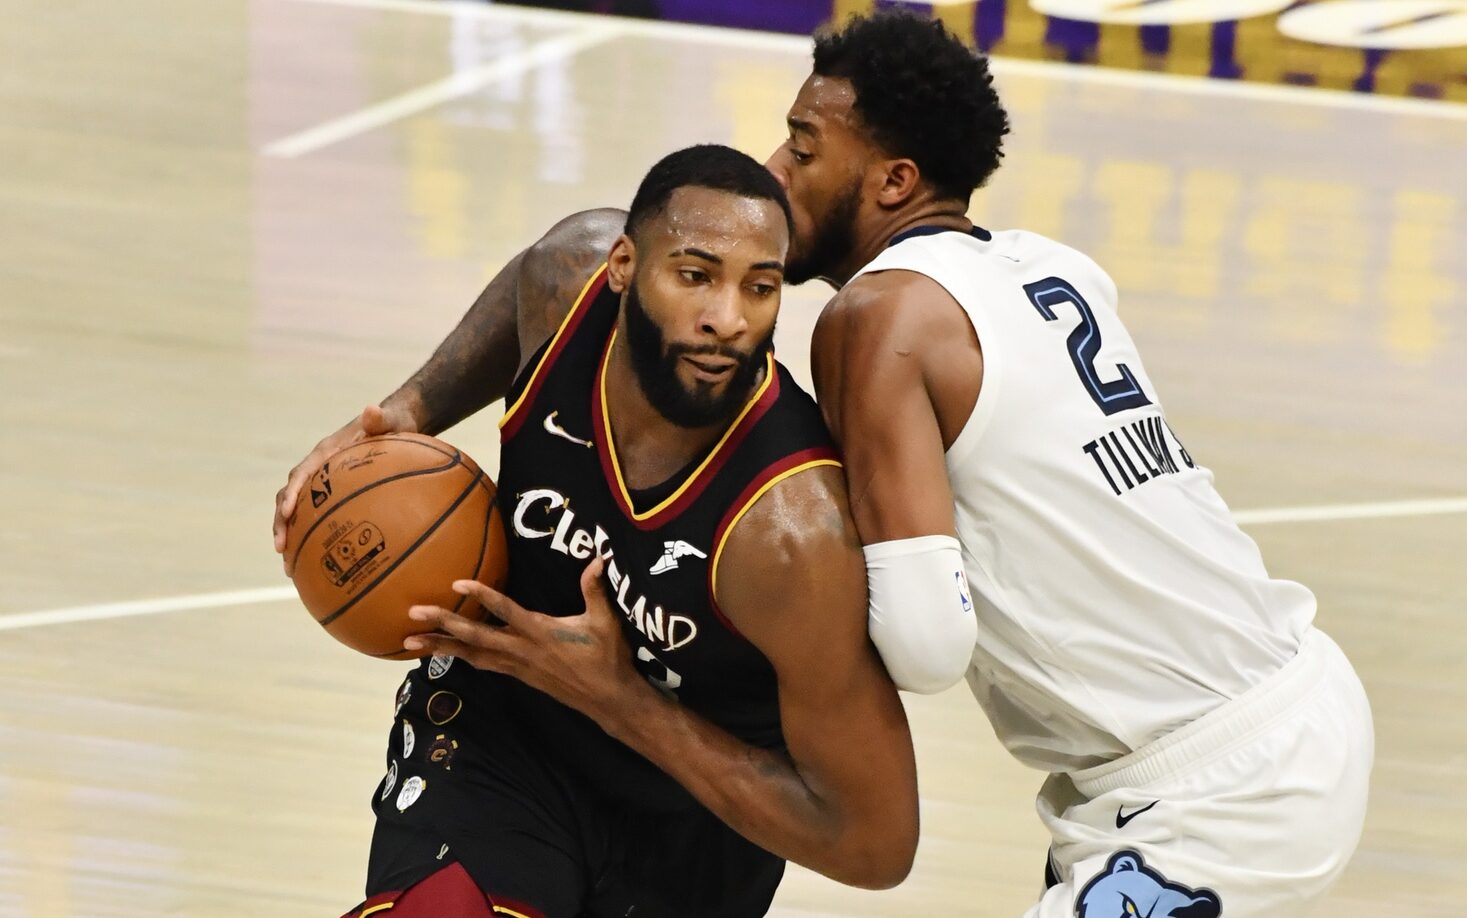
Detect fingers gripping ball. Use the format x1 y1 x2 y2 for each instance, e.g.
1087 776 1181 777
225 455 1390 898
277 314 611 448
284 434 509 659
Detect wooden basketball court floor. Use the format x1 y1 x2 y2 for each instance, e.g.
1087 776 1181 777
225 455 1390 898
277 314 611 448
2 0 1465 914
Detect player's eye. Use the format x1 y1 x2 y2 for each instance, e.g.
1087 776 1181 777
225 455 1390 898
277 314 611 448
679 268 710 284
749 283 777 298
789 148 812 165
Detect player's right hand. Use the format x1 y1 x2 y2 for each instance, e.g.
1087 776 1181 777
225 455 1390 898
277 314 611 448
274 403 418 571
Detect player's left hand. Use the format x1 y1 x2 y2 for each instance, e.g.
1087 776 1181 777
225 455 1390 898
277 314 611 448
403 558 650 722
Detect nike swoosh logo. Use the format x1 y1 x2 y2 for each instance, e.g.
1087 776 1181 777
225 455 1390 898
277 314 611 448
1115 800 1159 829
543 411 592 448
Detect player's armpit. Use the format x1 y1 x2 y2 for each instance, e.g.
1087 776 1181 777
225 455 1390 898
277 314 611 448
513 208 627 367
712 465 920 887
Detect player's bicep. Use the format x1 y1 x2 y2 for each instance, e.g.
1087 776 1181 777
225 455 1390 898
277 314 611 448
816 305 957 544
834 384 975 690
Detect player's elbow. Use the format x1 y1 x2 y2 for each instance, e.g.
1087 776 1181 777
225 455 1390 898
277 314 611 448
823 826 918 890
864 536 978 694
883 629 974 694
861 841 918 890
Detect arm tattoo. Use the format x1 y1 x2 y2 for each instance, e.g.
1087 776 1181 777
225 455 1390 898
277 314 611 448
391 209 626 435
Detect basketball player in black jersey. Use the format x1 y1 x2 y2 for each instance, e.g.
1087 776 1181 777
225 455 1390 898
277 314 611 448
279 145 918 916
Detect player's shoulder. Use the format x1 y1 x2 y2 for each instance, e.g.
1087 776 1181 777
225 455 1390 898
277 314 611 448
521 208 626 291
815 265 969 360
517 208 626 347
719 461 857 585
983 228 1118 302
527 208 626 260
885 225 1105 278
713 456 865 651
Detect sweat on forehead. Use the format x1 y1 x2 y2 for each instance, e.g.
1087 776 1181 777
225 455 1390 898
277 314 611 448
788 75 860 134
642 189 788 246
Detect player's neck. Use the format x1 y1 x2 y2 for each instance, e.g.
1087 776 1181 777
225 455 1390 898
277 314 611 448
824 203 972 289
602 334 736 491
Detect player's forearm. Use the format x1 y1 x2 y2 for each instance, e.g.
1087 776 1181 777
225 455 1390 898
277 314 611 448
598 687 905 889
386 252 526 435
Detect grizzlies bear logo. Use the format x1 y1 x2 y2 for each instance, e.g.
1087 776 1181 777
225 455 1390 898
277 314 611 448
1076 850 1221 917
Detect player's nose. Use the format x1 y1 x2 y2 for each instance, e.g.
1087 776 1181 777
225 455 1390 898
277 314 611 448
698 287 749 341
765 153 790 192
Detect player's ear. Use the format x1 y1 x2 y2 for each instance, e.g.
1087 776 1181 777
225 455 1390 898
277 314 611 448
874 158 920 208
607 234 637 293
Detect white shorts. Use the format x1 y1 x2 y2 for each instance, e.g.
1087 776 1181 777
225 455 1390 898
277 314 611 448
1026 628 1373 918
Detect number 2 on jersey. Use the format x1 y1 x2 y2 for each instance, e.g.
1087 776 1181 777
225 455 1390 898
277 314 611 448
1023 277 1152 416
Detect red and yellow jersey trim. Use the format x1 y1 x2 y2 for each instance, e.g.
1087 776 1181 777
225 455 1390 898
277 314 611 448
593 328 781 531
706 447 842 638
343 873 546 918
499 264 609 441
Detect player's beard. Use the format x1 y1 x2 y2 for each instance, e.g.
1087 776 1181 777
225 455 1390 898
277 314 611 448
784 181 861 286
623 280 774 429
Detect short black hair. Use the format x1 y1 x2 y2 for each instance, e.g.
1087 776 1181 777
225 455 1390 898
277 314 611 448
813 10 1010 202
624 144 794 241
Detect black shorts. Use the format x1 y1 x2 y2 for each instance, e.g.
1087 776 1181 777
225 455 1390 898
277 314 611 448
364 665 785 918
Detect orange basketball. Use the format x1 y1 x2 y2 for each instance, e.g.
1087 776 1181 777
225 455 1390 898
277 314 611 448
284 433 508 660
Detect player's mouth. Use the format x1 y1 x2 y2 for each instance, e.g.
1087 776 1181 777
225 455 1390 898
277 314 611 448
682 355 737 383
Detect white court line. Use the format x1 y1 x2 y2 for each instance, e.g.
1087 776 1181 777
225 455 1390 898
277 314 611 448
3 496 1464 632
262 26 619 158
284 0 1467 123
0 587 297 632
1231 496 1467 525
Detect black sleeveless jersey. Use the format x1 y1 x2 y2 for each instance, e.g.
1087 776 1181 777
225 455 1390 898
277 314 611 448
486 264 839 811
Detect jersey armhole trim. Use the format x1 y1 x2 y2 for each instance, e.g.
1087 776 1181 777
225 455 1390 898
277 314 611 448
499 263 609 440
705 449 842 640
942 283 999 469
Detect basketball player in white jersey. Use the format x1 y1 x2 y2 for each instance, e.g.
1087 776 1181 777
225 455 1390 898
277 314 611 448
760 10 1374 916
274 11 1373 914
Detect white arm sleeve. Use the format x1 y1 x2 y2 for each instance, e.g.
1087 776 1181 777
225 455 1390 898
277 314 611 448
863 535 978 695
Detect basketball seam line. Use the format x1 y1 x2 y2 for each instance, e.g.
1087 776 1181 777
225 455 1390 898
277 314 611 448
317 468 486 628
369 480 497 658
372 434 460 461
288 447 463 570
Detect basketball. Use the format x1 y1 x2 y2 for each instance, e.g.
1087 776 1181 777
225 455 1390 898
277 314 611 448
284 433 508 660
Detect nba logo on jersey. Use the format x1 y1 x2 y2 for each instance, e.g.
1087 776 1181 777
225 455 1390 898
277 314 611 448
956 570 973 613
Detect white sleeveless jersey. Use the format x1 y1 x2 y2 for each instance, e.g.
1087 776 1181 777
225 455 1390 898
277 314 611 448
852 228 1315 773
